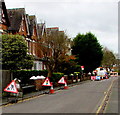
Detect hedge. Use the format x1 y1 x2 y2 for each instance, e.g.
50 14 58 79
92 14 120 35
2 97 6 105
12 70 64 86
12 70 48 86
50 72 64 83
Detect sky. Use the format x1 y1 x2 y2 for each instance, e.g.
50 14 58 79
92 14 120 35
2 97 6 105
5 0 119 54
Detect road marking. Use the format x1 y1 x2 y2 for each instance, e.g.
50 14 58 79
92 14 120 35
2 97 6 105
1 83 79 108
1 103 14 108
0 80 92 108
0 94 46 108
18 94 46 103
96 79 115 114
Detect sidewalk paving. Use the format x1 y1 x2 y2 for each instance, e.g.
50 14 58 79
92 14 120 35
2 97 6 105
104 76 118 114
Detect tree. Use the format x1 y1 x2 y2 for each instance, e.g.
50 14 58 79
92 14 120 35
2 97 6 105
102 47 116 68
1 34 33 70
72 32 103 73
40 31 71 77
56 55 81 75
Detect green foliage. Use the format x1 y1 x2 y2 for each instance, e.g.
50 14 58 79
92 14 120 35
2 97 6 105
102 47 116 67
12 70 48 86
72 32 103 72
74 72 80 75
12 70 64 86
2 34 34 70
42 31 71 77
50 72 64 83
57 58 81 75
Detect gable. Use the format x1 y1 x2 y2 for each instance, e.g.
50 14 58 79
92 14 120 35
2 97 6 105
7 8 25 32
0 1 10 26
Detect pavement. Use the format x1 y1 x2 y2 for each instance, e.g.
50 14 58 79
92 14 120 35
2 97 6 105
104 76 119 114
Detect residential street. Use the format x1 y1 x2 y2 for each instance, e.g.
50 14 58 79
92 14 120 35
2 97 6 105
2 76 118 114
1 1 119 115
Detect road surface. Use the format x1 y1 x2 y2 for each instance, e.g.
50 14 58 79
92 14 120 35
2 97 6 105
2 76 118 114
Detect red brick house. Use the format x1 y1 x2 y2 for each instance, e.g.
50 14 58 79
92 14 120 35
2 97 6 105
28 16 45 70
7 8 33 56
7 9 50 70
7 8 44 70
5 5 64 71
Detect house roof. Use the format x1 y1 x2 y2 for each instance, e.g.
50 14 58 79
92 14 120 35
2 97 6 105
25 14 31 36
46 27 59 31
37 23 46 39
47 27 59 30
46 27 59 35
0 1 10 26
7 8 25 31
29 15 37 36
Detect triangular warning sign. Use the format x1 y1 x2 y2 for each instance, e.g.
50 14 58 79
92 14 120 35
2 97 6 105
42 77 52 86
58 77 66 84
4 80 18 93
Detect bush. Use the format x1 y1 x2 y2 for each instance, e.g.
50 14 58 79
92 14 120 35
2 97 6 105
12 70 64 86
12 70 48 86
50 72 64 83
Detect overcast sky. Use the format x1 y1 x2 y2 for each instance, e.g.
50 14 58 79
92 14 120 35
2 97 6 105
5 0 119 54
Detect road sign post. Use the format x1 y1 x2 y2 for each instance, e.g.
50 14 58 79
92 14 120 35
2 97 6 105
81 66 84 71
42 77 52 87
58 77 68 89
42 77 55 94
81 66 84 81
4 80 18 94
4 80 20 103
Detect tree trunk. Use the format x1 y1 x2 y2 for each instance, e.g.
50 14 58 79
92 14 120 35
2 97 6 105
47 64 53 77
47 69 53 77
45 62 54 77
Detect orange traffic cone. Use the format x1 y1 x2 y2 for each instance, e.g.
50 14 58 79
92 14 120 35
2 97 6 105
50 83 55 94
64 82 68 89
101 76 103 80
106 76 108 79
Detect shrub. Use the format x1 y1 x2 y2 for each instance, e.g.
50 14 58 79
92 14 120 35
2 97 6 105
12 70 48 86
50 72 64 83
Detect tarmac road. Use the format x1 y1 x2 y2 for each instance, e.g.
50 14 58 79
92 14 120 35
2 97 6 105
2 76 118 114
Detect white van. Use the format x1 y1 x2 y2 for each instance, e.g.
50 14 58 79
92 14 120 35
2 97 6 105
96 68 107 79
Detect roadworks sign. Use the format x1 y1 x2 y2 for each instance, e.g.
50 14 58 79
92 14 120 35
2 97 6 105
58 77 66 84
4 80 18 93
91 76 96 80
42 77 52 86
96 76 101 80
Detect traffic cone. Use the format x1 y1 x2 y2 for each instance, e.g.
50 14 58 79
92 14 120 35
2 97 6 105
106 75 108 79
49 83 55 94
64 82 68 89
101 76 103 80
